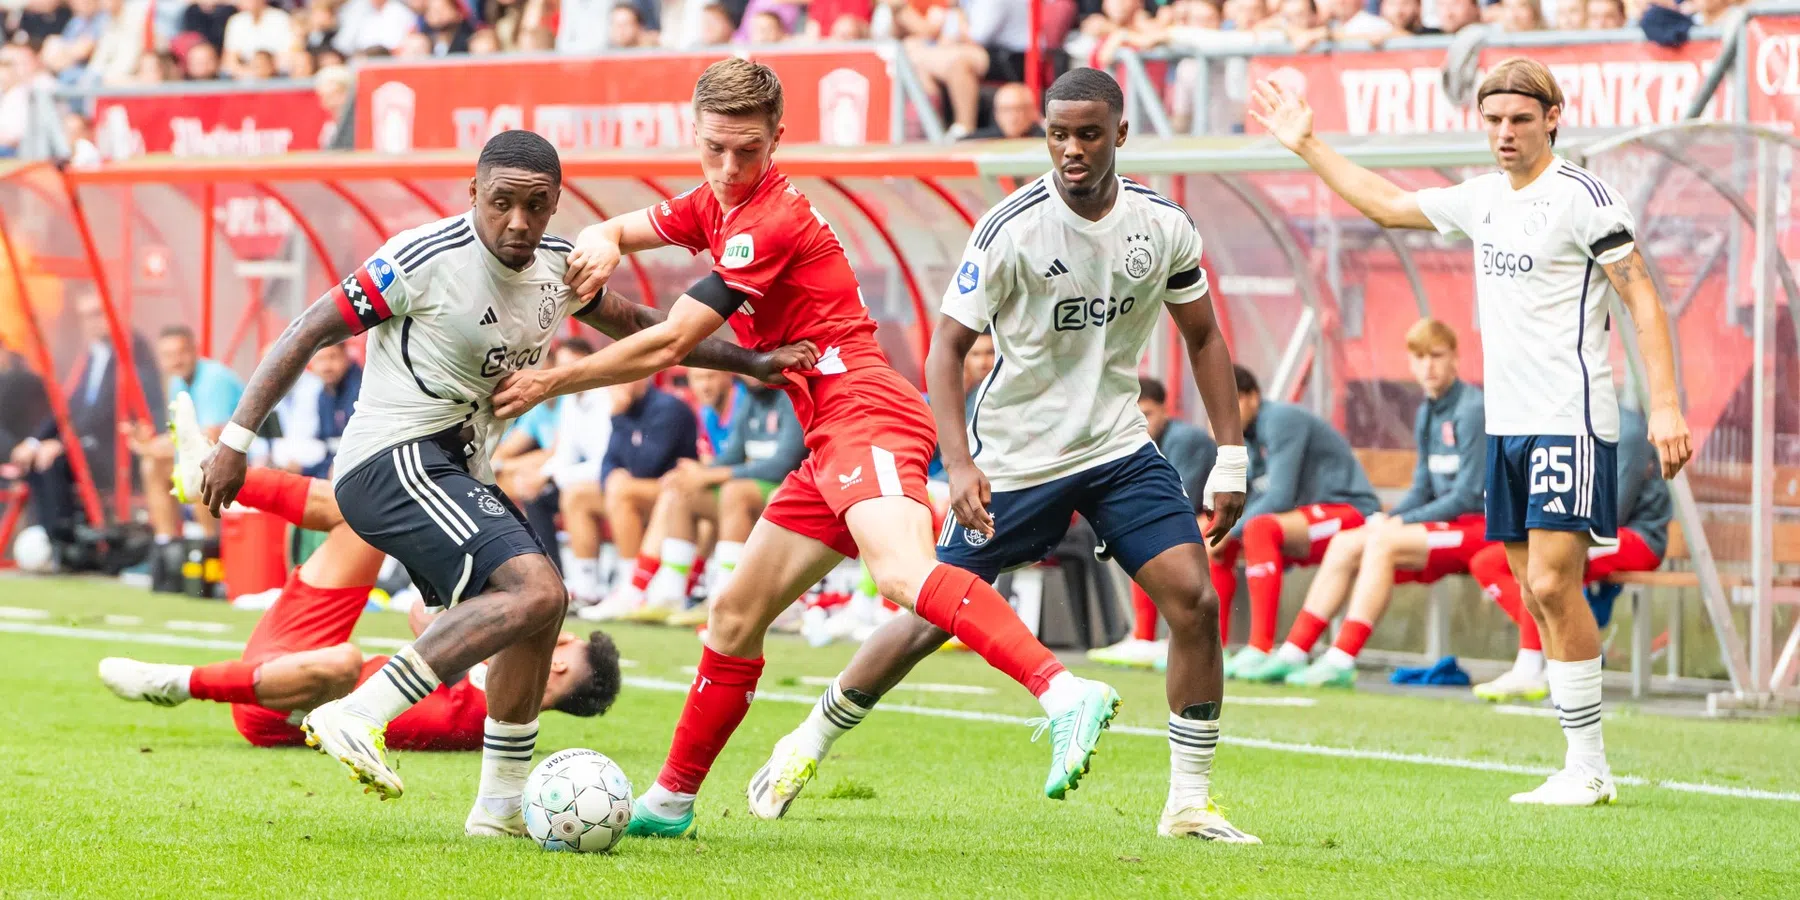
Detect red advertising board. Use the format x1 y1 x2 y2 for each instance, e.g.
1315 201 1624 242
1246 39 1731 136
89 87 336 261
91 87 336 160
355 47 893 152
1746 14 1800 129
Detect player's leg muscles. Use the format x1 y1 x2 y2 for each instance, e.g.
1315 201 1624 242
1134 542 1222 713
840 614 952 697
253 642 365 710
1525 529 1599 661
706 520 844 657
718 478 763 541
412 551 568 721
1295 525 1370 621
1340 520 1431 625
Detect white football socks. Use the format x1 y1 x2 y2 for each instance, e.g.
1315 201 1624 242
1167 713 1219 811
711 541 744 594
568 556 601 600
346 645 439 722
793 675 874 760
1546 657 1607 774
1513 648 1546 678
1037 671 1085 717
647 539 697 607
640 783 696 820
1274 642 1309 666
476 717 537 818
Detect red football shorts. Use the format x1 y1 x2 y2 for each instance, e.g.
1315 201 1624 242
1584 527 1662 583
761 365 938 559
1293 503 1370 566
233 569 371 747
1395 514 1495 585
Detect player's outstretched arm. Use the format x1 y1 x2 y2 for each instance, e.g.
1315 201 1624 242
199 295 353 516
571 290 810 382
1248 80 1433 231
1168 295 1246 544
492 295 817 419
1604 250 1693 478
925 315 993 537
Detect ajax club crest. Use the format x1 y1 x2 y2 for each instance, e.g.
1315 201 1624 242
538 285 558 330
1125 245 1153 280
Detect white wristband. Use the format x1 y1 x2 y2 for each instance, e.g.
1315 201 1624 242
219 422 256 454
1203 444 1248 503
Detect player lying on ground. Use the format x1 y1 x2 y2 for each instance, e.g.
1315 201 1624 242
1209 365 1381 673
98 439 622 746
747 70 1259 842
195 129 815 838
490 59 1122 839
1253 57 1691 805
1469 404 1672 701
1241 318 1490 687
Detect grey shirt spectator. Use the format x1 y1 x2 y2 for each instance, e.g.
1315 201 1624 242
1390 378 1486 524
717 385 806 484
1237 401 1381 537
966 0 1033 52
1616 406 1672 559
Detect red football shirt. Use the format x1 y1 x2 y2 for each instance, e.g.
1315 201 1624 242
649 164 889 376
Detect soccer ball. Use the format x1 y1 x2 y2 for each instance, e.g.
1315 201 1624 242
11 525 53 573
523 748 634 852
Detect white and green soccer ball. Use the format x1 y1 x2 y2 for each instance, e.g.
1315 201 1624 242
523 748 634 853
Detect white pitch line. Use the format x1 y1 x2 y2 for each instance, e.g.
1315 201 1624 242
0 606 50 620
797 674 994 695
1493 705 1567 719
5 621 1795 804
357 637 410 650
165 620 231 634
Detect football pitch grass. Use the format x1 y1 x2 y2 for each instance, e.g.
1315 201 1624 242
4 577 1798 898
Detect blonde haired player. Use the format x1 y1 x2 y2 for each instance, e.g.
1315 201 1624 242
1252 58 1692 806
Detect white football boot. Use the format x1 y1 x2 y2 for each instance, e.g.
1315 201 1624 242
465 802 528 837
1085 637 1167 669
168 392 211 503
301 699 405 800
1472 668 1550 703
1509 768 1618 806
1158 802 1262 844
746 733 819 820
98 657 191 707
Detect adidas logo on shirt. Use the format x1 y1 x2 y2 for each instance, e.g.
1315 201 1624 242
1043 259 1069 278
478 307 498 326
1542 497 1568 514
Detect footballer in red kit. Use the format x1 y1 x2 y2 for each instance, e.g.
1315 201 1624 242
491 59 1122 839
97 461 622 749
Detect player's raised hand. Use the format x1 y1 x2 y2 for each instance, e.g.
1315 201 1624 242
492 367 558 419
564 224 623 300
1248 79 1314 153
1203 490 1245 546
1648 404 1693 479
199 444 246 518
947 462 995 538
755 340 820 386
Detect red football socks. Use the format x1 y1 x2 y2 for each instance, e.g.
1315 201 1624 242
1284 609 1329 653
1131 583 1158 641
912 564 1065 697
1473 549 1542 651
188 659 261 704
629 554 660 592
656 646 764 794
1333 618 1374 658
236 468 313 528
1241 515 1286 653
686 557 708 595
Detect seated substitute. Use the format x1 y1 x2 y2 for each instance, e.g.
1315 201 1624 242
1088 375 1218 668
631 376 807 623
1469 403 1671 701
581 377 700 619
1239 318 1490 687
545 344 617 607
1208 364 1381 660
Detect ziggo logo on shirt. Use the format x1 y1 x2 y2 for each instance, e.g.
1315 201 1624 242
1479 243 1535 278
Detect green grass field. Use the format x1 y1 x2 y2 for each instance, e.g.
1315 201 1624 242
3 576 1798 899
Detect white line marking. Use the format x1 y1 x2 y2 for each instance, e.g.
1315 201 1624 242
798 675 994 695
1493 705 1568 719
165 620 231 634
103 615 143 626
357 637 410 650
0 606 50 620
4 621 1794 804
